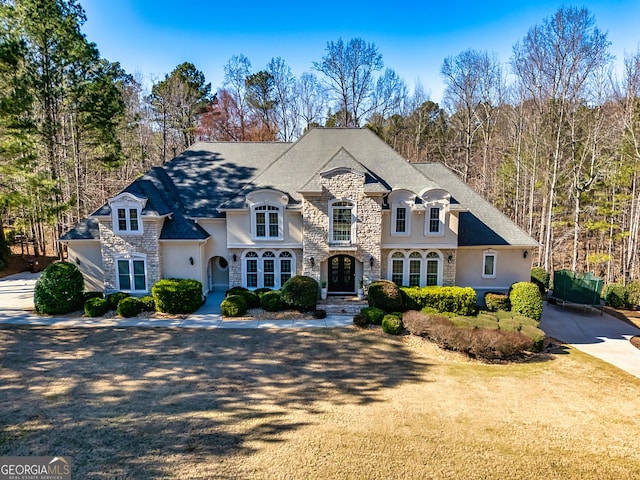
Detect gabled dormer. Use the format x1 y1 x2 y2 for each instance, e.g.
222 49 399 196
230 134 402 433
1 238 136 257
108 192 148 236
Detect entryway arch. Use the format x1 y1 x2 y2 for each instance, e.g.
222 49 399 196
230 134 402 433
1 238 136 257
208 256 230 292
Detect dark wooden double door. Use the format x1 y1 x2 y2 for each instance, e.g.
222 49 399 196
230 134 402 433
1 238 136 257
328 255 355 294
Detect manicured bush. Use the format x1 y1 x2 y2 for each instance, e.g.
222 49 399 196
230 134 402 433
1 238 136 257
627 281 640 307
313 309 327 319
484 292 510 312
353 313 367 327
531 267 550 295
280 275 319 312
254 287 272 298
225 286 260 308
83 291 104 302
152 278 203 314
367 280 403 312
261 290 282 312
118 297 143 317
520 325 546 352
509 282 543 322
139 295 156 312
34 261 85 315
221 294 247 317
381 314 404 335
107 292 130 310
467 329 534 360
604 283 628 309
226 286 249 296
360 306 385 325
400 286 477 316
84 297 108 317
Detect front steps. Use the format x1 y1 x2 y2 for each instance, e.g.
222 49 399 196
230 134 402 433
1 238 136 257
317 295 368 316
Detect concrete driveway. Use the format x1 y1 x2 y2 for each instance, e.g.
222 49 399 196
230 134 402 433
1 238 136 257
540 303 640 379
0 272 40 310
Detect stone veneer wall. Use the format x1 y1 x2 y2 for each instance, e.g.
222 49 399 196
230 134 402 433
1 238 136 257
99 219 162 293
302 171 382 285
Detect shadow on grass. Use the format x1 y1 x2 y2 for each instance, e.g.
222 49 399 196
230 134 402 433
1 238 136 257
0 326 429 478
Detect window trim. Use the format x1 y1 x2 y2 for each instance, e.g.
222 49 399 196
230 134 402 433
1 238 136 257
425 204 445 236
391 205 411 236
251 203 283 241
115 255 148 293
387 250 442 287
242 250 297 289
329 199 356 245
482 250 497 279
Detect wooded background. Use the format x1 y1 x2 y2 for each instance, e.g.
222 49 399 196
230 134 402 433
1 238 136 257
1 1 639 284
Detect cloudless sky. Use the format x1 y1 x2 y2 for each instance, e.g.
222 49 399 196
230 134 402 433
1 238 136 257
80 0 640 103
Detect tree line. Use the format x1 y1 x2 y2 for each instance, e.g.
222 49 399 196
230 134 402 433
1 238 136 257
0 1 638 284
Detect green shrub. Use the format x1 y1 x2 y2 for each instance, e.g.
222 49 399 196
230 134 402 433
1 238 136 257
281 275 319 311
226 286 249 296
400 285 476 316
381 314 404 335
530 267 550 295
254 287 272 298
261 290 282 312
627 281 640 307
84 297 108 317
139 295 155 312
450 314 499 330
221 294 247 317
118 297 143 317
605 283 628 308
509 282 543 322
34 261 85 314
520 325 546 352
360 306 385 325
353 313 367 327
484 292 510 312
107 292 130 310
152 278 203 314
83 291 104 302
0 232 9 271
225 286 260 308
367 280 403 312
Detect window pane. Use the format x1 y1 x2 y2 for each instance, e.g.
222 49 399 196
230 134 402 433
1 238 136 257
409 259 421 287
280 258 291 286
117 208 127 231
426 260 438 286
118 260 131 290
392 259 404 285
256 213 265 237
395 207 406 233
429 207 440 233
269 212 278 237
129 209 139 231
133 260 145 290
484 255 495 276
333 207 351 242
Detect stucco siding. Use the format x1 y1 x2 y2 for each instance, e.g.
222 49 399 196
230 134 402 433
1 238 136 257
66 241 104 291
381 209 458 247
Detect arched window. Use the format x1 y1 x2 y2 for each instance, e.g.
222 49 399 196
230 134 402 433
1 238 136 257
262 251 276 288
279 251 293 286
329 199 356 244
408 252 422 287
242 250 296 289
244 251 259 288
391 251 405 285
251 204 283 240
426 251 441 286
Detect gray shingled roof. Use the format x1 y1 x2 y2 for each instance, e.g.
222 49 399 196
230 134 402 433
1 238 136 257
413 163 539 247
60 218 100 241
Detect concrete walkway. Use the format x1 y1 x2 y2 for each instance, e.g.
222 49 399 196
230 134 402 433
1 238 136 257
540 302 640 379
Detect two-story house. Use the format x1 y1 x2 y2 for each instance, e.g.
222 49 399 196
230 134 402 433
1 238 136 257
60 128 538 302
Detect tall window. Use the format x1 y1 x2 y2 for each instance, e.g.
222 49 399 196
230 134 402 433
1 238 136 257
279 251 293 286
395 207 407 234
243 250 296 289
482 251 497 279
115 207 141 234
409 252 422 287
428 206 441 234
426 251 440 286
254 205 281 239
245 252 259 287
117 258 146 292
391 252 404 285
330 200 355 244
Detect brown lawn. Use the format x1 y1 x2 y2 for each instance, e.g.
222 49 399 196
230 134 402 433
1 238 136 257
0 326 639 479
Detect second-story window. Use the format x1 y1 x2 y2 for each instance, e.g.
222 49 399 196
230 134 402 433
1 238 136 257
330 200 355 244
253 204 282 239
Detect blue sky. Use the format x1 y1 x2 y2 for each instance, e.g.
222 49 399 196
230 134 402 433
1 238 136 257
80 0 640 102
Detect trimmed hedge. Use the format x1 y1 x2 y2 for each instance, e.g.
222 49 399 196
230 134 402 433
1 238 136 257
118 297 143 317
221 294 247 317
281 275 318 312
360 306 385 325
604 283 628 308
367 280 403 312
484 292 510 312
353 313 367 327
509 282 543 322
83 291 104 302
139 296 156 312
381 314 404 335
84 297 108 317
400 285 476 316
261 290 282 312
225 286 260 308
107 292 130 310
34 261 85 315
152 278 203 314
254 287 273 298
531 267 550 295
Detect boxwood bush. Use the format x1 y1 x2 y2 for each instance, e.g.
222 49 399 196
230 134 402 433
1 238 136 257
107 292 130 310
367 280 403 312
152 278 203 314
34 261 85 315
530 267 550 295
221 294 247 317
400 285 476 316
360 306 385 325
509 282 543 322
260 290 282 312
84 297 108 317
139 295 156 312
83 291 104 302
225 286 260 308
484 292 510 312
117 297 143 317
281 275 318 311
604 283 629 308
381 314 404 335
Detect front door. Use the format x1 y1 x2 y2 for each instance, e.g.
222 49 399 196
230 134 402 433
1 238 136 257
328 255 355 293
